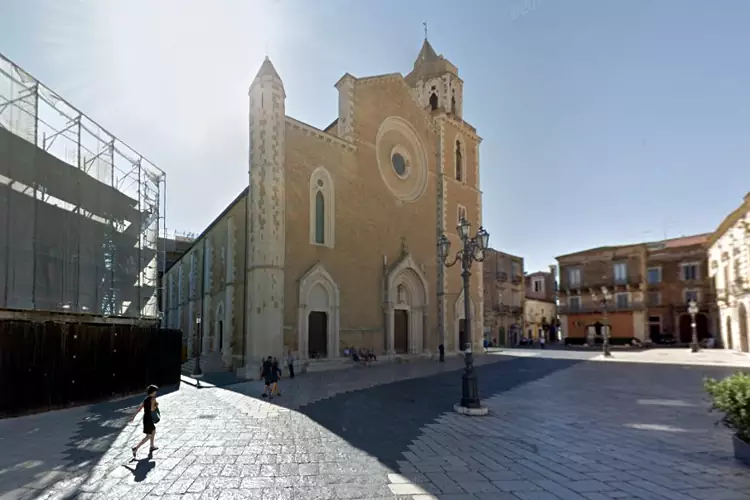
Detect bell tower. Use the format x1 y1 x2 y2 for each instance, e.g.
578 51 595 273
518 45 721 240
405 38 463 118
245 57 286 370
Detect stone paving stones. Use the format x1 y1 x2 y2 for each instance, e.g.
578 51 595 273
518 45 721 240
1 352 749 499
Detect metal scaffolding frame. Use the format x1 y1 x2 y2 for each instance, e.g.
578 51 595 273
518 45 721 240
0 52 167 319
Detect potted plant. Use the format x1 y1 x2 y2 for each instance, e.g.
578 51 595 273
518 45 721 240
705 373 750 465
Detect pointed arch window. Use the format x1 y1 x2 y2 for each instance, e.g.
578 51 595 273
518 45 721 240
315 191 325 244
455 140 463 182
429 93 438 110
309 167 335 248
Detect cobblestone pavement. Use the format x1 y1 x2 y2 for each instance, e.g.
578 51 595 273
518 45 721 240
0 353 749 500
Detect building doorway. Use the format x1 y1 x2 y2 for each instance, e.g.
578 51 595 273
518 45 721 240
679 313 710 344
217 320 223 353
740 303 749 353
726 316 734 350
394 309 409 354
458 318 467 351
308 311 328 359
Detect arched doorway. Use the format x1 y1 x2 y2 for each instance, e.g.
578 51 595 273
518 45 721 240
298 264 340 360
740 303 749 353
726 315 734 350
679 313 710 344
386 254 428 355
308 311 328 359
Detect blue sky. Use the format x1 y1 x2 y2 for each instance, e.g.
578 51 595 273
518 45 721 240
1 0 749 273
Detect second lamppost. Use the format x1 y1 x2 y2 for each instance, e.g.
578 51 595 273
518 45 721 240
438 218 490 410
591 286 613 358
688 299 700 353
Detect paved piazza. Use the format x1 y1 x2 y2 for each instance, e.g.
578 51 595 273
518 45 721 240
1 350 750 500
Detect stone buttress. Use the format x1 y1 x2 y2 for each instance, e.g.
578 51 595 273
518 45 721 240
244 57 286 373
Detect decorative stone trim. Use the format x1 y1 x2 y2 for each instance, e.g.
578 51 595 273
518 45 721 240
285 116 356 152
297 263 341 360
436 114 482 144
375 116 429 203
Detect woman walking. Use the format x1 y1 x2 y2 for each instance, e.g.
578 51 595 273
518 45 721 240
130 384 160 458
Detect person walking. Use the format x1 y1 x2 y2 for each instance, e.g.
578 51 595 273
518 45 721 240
130 385 160 458
260 356 273 398
286 350 295 379
270 357 282 398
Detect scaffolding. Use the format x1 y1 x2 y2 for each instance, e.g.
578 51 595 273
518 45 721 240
0 52 166 319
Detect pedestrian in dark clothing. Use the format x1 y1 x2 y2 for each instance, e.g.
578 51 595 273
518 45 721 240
287 350 295 379
130 385 159 458
270 357 282 397
260 356 273 398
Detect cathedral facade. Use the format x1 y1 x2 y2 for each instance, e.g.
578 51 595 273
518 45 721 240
162 40 484 374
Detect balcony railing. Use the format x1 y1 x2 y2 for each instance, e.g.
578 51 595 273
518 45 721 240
511 275 523 285
559 300 645 315
495 271 508 282
561 275 643 291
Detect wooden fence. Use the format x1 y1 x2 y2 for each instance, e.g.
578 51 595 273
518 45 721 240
0 320 182 417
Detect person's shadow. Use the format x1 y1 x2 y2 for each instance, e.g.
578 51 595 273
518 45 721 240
123 455 156 482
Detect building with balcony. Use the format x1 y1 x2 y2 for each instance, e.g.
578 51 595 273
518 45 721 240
708 192 750 353
556 234 715 344
524 267 558 342
483 248 524 345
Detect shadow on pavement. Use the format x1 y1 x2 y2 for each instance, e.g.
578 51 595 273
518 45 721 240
0 384 179 498
123 456 156 483
297 357 582 471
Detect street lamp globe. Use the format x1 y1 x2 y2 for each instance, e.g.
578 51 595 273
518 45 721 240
458 218 471 240
438 234 451 261
601 286 611 300
476 226 490 250
688 300 698 316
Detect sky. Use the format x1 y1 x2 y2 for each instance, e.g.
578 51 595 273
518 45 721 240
1 0 749 274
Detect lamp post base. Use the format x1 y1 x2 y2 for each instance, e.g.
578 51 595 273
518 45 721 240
691 343 700 353
454 403 489 416
460 352 482 409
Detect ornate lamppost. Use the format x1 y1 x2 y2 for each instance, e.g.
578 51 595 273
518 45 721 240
192 316 204 387
688 299 700 353
438 218 490 413
591 286 613 358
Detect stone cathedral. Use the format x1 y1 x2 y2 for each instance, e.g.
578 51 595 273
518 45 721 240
163 40 484 376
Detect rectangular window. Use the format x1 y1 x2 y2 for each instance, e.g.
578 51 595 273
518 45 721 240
613 262 628 283
647 267 662 284
684 289 699 303
568 268 581 287
532 278 544 293
647 291 661 306
648 315 661 337
568 296 581 311
681 263 699 281
615 292 629 309
457 205 467 225
511 261 521 280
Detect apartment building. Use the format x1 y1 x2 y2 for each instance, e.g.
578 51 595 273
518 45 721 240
557 234 714 344
524 267 558 341
708 192 750 353
483 249 524 345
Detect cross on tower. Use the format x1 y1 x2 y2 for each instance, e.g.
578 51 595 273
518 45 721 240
423 22 428 41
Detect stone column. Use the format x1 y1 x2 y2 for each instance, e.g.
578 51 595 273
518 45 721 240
386 303 395 355
297 304 308 360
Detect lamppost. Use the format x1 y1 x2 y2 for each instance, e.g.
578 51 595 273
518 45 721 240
438 218 490 411
591 286 612 358
688 299 700 353
192 316 204 387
